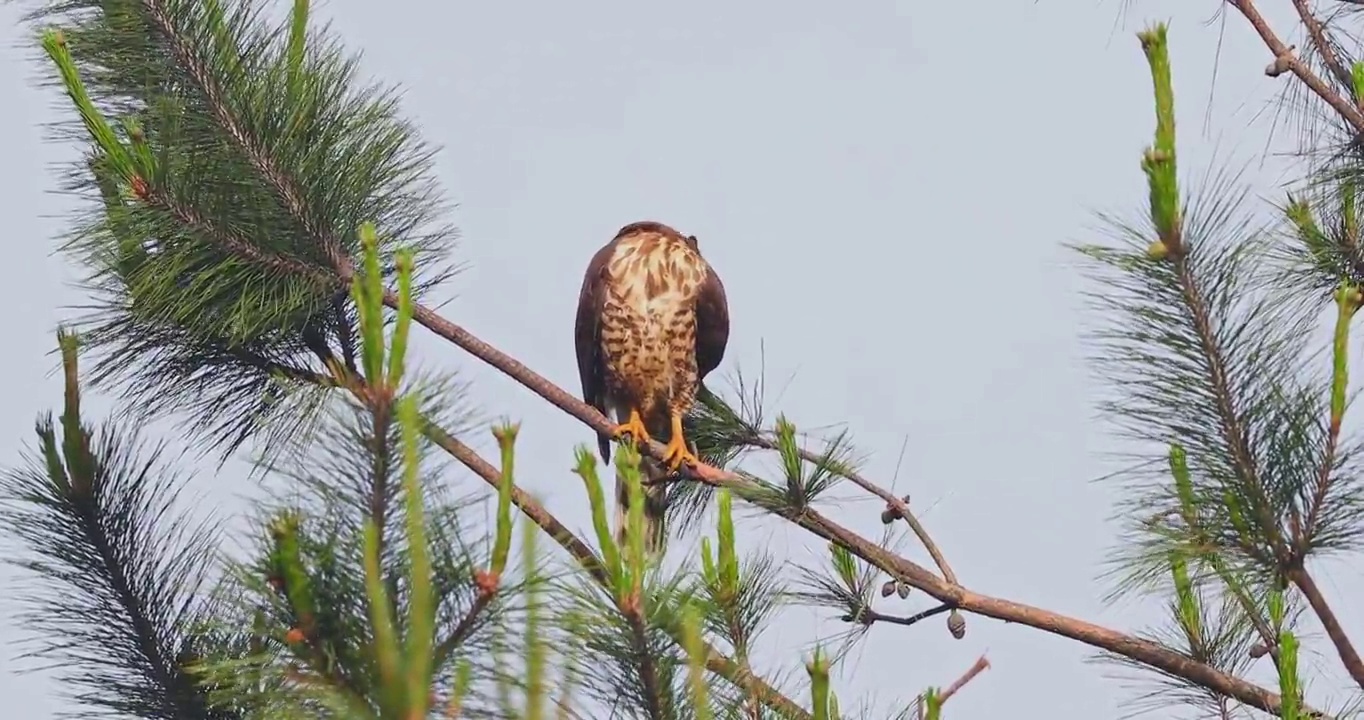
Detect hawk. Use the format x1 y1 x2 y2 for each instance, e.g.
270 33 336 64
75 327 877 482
575 221 730 555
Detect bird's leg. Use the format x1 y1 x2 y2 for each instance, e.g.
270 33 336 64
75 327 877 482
612 408 652 447
661 411 701 472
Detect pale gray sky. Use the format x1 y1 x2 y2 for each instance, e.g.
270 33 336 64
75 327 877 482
3 0 1362 717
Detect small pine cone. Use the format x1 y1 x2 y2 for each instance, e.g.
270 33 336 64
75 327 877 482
947 610 966 639
881 580 897 598
1249 643 1270 659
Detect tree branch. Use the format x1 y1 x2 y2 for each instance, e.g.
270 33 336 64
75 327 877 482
1228 0 1364 133
1287 565 1364 689
1290 0 1354 92
622 599 667 720
1172 256 1295 560
933 655 990 707
432 587 494 673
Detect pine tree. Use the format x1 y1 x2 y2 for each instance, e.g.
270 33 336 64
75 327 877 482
5 0 1364 718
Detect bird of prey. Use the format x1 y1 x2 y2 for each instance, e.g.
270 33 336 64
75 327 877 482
574 221 730 555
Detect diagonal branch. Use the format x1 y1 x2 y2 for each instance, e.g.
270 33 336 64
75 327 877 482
1287 564 1364 689
1171 257 1296 559
370 275 1326 715
432 586 494 671
1228 0 1364 134
1290 0 1354 92
399 291 1309 716
392 285 1309 714
936 655 990 705
138 183 330 282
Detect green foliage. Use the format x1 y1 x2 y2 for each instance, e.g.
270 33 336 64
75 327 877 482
18 0 459 461
1 332 230 719
1078 19 1364 718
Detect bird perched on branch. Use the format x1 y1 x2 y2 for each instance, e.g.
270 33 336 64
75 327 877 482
574 221 730 556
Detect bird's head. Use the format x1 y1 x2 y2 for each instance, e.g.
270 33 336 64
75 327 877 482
613 220 705 255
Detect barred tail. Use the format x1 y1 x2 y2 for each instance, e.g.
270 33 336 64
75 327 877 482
614 455 670 559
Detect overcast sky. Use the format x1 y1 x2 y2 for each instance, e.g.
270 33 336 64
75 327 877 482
3 0 1363 717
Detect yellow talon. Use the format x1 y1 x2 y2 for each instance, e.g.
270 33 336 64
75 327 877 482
612 408 652 447
661 412 700 472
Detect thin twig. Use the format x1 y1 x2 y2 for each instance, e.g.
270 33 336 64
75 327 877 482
935 655 990 705
867 603 952 628
139 184 329 281
432 588 495 671
1304 399 1343 545
747 434 958 586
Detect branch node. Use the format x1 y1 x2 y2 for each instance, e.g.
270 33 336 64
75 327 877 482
1266 45 1296 77
880 494 912 524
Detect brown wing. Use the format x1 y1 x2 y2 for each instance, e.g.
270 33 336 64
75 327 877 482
575 238 619 460
694 260 730 383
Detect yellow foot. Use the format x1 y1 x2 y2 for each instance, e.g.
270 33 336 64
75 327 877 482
661 412 700 473
611 408 652 447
